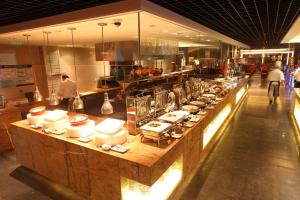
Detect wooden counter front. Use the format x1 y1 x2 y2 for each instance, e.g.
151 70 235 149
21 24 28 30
11 78 248 200
0 107 22 152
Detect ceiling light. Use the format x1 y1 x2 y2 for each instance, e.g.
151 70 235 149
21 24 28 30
206 40 211 42
164 29 168 33
197 34 204 37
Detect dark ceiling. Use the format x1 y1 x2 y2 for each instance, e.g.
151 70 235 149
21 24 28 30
0 0 299 48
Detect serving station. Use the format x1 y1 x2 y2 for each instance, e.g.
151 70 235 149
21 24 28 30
11 76 248 200
290 88 300 157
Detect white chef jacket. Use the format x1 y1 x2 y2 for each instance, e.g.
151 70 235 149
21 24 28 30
57 78 77 98
267 69 284 84
294 68 300 82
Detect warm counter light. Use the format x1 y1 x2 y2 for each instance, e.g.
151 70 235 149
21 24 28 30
121 154 183 200
236 87 246 104
240 48 293 55
203 105 231 149
294 100 300 129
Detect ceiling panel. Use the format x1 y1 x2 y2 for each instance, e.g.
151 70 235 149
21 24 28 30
0 0 299 48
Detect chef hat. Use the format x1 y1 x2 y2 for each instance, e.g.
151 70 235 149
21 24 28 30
274 61 282 68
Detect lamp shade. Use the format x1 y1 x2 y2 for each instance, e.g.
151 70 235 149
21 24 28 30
73 93 84 110
33 87 43 102
49 92 59 106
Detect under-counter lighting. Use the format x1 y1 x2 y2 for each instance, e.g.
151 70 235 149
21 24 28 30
236 87 246 104
121 154 183 200
294 100 300 128
203 105 231 149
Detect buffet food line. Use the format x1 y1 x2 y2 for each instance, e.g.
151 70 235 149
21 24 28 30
11 75 248 200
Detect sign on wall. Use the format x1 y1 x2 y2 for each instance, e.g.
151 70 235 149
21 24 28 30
0 65 34 88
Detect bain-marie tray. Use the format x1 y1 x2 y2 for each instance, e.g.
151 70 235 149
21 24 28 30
158 113 185 123
140 121 172 133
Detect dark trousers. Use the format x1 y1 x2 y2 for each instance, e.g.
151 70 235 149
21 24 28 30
59 98 73 111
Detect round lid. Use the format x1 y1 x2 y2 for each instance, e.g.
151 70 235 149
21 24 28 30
29 106 46 116
70 114 88 126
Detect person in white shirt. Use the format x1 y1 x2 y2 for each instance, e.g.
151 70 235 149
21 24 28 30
267 61 285 104
57 73 77 110
293 66 300 88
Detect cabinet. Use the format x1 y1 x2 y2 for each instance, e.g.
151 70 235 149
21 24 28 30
0 108 21 152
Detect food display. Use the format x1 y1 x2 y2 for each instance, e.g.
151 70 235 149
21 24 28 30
182 105 199 113
94 118 127 146
29 106 46 116
27 106 48 125
189 101 206 108
130 66 163 78
42 109 69 130
66 114 95 138
70 114 88 126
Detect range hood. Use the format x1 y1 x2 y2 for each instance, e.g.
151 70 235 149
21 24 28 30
95 41 138 62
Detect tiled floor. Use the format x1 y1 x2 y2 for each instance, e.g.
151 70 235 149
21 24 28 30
181 73 300 200
1 73 299 200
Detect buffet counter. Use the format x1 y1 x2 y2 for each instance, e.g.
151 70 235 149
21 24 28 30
11 78 248 200
290 88 300 157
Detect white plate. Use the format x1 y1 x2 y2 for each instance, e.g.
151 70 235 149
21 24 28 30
182 105 199 113
158 113 185 123
171 110 190 116
140 121 172 133
202 94 216 98
190 101 206 107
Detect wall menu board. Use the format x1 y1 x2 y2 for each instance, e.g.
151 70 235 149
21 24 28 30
0 65 34 88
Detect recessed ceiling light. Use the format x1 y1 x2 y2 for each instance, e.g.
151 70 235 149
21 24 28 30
206 39 211 42
164 29 168 33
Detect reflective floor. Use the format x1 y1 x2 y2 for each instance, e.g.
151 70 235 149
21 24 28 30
0 73 300 200
181 73 300 200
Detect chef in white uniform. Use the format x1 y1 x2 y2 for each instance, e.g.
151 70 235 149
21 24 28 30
57 73 77 110
267 61 285 104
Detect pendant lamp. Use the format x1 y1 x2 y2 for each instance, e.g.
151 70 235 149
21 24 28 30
98 23 113 115
68 27 84 111
23 34 43 102
44 31 60 106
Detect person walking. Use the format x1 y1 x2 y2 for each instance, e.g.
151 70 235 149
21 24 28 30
267 61 285 104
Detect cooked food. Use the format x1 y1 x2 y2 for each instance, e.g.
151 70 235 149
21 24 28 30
166 113 177 117
148 122 161 127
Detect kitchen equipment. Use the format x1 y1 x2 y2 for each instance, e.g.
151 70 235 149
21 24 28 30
153 90 168 116
126 95 151 135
